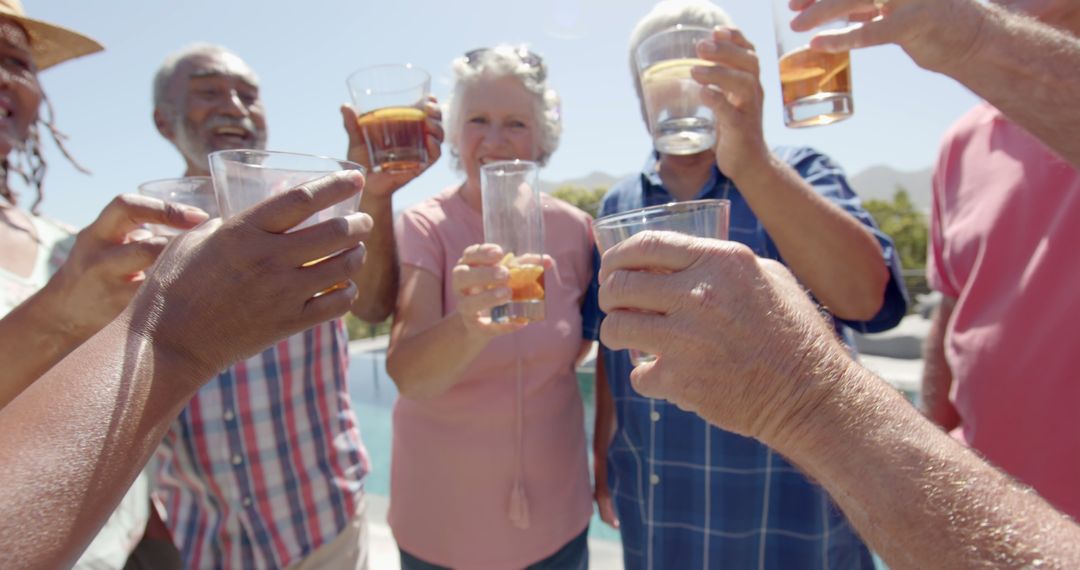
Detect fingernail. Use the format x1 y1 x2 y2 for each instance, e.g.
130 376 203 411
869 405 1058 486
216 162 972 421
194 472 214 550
494 266 509 279
345 212 373 232
697 39 716 54
180 206 210 223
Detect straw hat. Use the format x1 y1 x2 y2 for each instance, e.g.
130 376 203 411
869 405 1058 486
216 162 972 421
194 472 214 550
0 0 102 70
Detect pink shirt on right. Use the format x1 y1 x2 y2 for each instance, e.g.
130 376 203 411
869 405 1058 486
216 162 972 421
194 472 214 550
929 103 1080 519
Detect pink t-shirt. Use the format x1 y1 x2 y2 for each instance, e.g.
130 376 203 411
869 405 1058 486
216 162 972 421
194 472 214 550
929 103 1080 519
390 187 594 568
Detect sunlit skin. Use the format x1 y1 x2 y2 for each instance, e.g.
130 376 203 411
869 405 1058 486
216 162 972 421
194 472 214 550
456 75 543 211
153 52 267 176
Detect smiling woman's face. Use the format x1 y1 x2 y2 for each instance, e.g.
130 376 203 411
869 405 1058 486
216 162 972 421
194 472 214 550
456 74 542 191
0 17 42 158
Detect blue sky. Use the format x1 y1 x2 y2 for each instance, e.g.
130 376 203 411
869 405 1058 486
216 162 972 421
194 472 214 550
29 0 979 227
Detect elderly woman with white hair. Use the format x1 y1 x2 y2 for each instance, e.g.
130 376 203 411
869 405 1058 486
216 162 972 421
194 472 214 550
385 45 595 569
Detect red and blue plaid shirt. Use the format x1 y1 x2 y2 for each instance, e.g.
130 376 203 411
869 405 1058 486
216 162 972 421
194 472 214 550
153 319 370 569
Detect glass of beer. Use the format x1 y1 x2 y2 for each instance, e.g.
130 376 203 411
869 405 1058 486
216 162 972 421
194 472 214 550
592 199 730 366
635 25 716 156
481 160 545 325
771 0 853 128
346 64 430 173
209 150 365 292
137 176 218 236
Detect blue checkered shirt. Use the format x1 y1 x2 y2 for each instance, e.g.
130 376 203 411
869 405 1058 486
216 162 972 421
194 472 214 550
582 148 908 569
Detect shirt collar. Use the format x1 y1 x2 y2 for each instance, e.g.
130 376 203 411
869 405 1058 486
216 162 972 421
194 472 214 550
639 151 730 202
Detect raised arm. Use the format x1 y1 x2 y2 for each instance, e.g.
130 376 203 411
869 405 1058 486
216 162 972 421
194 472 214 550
342 97 444 323
792 0 1080 168
597 231 1080 569
692 27 889 321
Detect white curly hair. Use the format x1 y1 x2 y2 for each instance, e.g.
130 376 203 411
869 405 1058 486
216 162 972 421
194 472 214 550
443 45 562 168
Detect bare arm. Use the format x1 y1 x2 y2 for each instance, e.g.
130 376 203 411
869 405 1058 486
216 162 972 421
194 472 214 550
732 155 889 320
0 196 208 409
343 100 444 323
0 172 368 568
350 191 398 322
693 27 888 321
386 244 524 399
787 363 1080 569
597 232 1080 569
920 295 960 430
592 352 620 528
795 0 1080 168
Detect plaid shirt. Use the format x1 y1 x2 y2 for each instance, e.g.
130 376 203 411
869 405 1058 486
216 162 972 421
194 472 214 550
584 148 907 569
153 319 370 569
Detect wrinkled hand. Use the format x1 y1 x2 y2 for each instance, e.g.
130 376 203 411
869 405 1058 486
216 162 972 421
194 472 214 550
691 27 770 181
41 194 209 341
597 231 850 445
451 244 529 338
342 95 444 200
789 0 986 75
132 171 371 385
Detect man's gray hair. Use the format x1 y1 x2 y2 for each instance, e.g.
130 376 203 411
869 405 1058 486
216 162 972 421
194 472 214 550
444 45 562 168
628 1 734 122
152 43 258 118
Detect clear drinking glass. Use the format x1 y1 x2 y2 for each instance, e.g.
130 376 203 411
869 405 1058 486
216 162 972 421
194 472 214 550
635 25 716 155
346 64 430 173
481 160 545 324
209 150 365 293
592 199 730 365
137 176 218 236
771 0 854 128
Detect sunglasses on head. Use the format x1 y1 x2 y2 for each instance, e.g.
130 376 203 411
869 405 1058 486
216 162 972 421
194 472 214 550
463 47 546 81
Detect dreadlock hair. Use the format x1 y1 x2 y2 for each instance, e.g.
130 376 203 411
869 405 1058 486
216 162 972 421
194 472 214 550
0 91 90 214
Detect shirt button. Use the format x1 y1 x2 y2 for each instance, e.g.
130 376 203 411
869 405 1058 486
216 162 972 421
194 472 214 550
223 409 235 421
650 411 661 422
232 455 243 465
242 497 252 508
650 474 660 485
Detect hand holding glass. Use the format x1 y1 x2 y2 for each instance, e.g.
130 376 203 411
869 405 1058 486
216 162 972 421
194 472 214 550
137 177 218 236
209 149 365 294
771 0 853 127
636 25 716 155
593 199 730 365
481 160 545 324
346 64 430 173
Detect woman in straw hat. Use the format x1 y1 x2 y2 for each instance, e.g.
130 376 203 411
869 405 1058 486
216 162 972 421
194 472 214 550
0 2 203 568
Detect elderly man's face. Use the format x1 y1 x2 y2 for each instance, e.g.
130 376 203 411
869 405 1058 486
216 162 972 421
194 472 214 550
162 52 267 173
0 18 41 158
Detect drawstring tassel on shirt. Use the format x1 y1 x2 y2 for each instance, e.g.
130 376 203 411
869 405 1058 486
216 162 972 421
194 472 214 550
509 480 531 529
508 334 531 529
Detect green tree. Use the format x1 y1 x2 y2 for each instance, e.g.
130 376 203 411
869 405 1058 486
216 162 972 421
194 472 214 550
864 187 928 270
345 314 392 340
551 185 607 218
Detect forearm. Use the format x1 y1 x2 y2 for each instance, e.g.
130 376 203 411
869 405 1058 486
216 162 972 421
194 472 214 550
0 311 201 569
0 288 96 409
920 297 959 429
593 354 616 459
733 156 889 320
780 362 1080 569
351 194 398 323
386 314 493 399
947 1 1080 167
